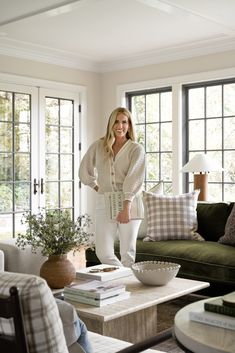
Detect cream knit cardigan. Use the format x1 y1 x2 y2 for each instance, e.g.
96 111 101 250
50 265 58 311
79 139 145 202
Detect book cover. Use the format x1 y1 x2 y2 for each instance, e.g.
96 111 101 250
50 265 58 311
64 290 131 307
204 298 235 318
64 280 125 299
189 308 235 331
76 264 132 282
104 192 144 220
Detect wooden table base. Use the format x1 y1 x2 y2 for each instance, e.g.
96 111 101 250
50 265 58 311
79 306 157 343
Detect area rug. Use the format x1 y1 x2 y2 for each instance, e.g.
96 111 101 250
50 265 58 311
152 294 207 352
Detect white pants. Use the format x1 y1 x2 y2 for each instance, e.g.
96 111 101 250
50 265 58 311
95 194 141 268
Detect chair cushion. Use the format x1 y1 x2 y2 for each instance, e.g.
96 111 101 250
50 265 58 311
0 272 69 353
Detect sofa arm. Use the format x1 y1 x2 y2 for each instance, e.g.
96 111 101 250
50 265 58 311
0 238 46 275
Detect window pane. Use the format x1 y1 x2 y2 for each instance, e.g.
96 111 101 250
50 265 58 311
188 87 204 119
15 154 30 181
188 120 204 150
0 183 12 212
0 153 12 181
224 117 235 149
224 183 235 202
146 124 159 152
135 125 145 147
15 94 30 123
146 153 159 181
207 151 222 183
161 122 172 151
0 214 12 239
15 124 30 152
60 127 72 153
0 122 12 152
61 100 73 126
161 92 172 121
46 126 58 153
206 85 222 117
46 154 58 180
206 118 222 149
15 212 27 235
161 152 172 181
45 182 58 209
224 83 235 116
224 151 235 182
61 182 72 208
132 95 145 123
15 183 30 211
208 183 222 202
146 94 159 122
60 155 72 180
0 91 12 122
46 98 59 125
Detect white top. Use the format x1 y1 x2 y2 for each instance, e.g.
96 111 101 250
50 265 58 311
79 139 145 201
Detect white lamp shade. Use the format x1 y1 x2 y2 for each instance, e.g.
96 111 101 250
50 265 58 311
182 154 223 173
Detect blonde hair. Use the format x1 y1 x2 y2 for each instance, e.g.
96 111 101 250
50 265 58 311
102 107 136 157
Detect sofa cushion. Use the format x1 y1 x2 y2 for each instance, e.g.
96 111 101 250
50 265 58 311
0 272 69 353
143 190 203 241
134 239 235 285
196 202 233 242
218 203 235 246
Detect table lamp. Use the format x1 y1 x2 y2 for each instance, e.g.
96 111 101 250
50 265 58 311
181 154 223 201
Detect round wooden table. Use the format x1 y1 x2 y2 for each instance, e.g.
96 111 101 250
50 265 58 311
174 298 235 353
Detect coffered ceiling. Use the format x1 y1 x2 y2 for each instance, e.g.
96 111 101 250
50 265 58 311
0 0 235 72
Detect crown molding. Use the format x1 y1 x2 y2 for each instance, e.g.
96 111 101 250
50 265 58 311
1 35 235 73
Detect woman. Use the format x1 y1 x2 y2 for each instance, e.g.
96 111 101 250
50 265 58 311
79 107 145 267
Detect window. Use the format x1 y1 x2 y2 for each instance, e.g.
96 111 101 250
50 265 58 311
0 90 32 238
45 97 74 216
183 79 235 201
126 88 172 193
0 83 81 240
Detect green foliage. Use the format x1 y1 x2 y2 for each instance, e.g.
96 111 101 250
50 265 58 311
16 210 94 257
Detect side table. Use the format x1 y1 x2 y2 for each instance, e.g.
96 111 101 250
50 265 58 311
174 298 235 353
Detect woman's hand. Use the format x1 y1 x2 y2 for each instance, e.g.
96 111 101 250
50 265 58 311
116 200 131 223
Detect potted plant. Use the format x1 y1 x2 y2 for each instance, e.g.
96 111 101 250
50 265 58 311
16 210 94 289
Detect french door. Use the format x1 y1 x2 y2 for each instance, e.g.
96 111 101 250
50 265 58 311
0 83 80 239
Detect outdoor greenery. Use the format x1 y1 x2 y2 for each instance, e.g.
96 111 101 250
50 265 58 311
16 210 94 257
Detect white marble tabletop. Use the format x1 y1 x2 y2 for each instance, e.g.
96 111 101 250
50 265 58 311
174 298 235 353
69 275 209 322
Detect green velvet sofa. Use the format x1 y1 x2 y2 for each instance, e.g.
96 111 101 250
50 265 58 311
86 202 235 293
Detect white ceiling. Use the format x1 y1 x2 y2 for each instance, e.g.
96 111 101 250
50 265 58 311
1 0 235 73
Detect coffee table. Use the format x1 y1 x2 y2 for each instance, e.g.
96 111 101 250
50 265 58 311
174 298 235 353
68 275 209 343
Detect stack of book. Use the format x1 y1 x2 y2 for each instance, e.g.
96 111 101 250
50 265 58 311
76 264 132 282
64 279 130 307
189 291 235 331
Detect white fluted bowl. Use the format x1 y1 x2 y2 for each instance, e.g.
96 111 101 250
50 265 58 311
131 261 181 286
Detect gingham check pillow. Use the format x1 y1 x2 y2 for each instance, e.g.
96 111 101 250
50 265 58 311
143 190 203 241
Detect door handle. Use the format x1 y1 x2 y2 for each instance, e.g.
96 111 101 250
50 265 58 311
40 178 44 194
33 178 39 194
